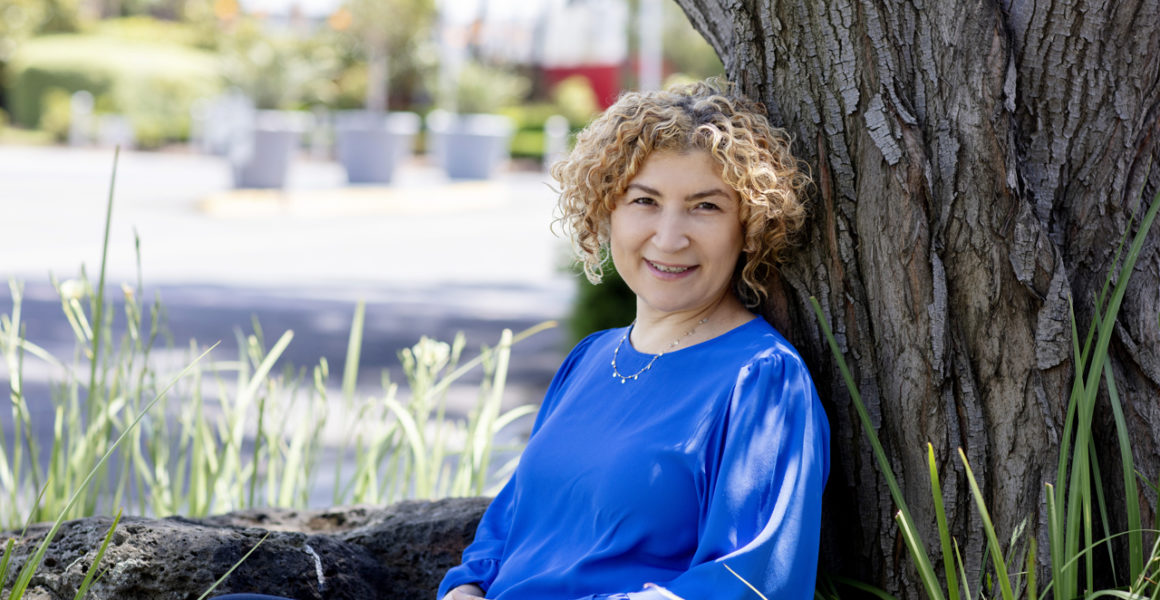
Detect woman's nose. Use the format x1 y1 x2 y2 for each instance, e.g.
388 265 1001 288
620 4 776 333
651 211 690 252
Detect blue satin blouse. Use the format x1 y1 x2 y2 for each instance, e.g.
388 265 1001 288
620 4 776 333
437 317 830 600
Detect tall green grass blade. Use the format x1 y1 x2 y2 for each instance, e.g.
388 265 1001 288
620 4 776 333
86 147 119 434
0 283 22 505
9 339 64 370
194 532 270 600
1056 298 1086 600
342 300 365 400
1083 464 1094 596
1104 353 1144 581
1026 534 1038 600
427 321 557 398
1087 437 1119 583
249 393 267 508
0 537 14 592
953 539 972 600
958 447 1014 600
241 330 293 404
331 301 363 502
74 510 122 600
1064 339 1096 599
1154 471 1160 555
895 510 946 599
473 329 513 493
493 405 539 435
381 395 428 496
809 296 944 600
927 443 960 600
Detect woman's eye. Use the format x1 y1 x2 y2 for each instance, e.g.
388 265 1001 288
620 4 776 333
694 201 721 211
630 197 656 206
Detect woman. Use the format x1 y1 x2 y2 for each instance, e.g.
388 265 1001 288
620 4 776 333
439 79 829 600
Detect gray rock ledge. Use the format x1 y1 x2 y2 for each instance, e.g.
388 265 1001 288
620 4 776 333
1 497 490 600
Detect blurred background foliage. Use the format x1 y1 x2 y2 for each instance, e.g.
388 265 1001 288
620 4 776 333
328 0 437 109
8 33 220 144
0 0 722 151
218 19 341 110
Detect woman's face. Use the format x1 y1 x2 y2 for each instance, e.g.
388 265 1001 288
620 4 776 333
609 149 745 319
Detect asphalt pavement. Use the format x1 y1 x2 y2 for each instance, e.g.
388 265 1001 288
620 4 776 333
0 143 579 507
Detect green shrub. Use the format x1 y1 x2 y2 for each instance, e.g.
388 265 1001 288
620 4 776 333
448 60 530 114
37 86 72 141
568 262 636 343
6 33 221 145
509 129 545 160
550 75 599 127
499 102 557 130
333 62 370 110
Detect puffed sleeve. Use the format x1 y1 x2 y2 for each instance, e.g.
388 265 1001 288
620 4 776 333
436 333 601 600
436 475 515 598
627 350 830 600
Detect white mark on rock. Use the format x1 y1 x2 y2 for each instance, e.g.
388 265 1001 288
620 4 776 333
304 543 325 591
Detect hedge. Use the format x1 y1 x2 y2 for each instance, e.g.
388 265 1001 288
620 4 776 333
6 34 221 146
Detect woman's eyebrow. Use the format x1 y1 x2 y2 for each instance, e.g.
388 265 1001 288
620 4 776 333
687 188 732 201
626 183 732 201
626 182 661 195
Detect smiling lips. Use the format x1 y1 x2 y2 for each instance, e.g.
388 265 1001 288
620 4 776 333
646 259 697 277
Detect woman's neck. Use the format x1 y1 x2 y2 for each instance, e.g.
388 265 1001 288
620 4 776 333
630 294 754 353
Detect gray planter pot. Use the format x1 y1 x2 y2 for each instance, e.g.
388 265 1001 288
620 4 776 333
230 110 309 189
430 113 514 180
334 110 420 184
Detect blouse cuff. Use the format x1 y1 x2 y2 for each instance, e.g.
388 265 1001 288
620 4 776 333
436 558 499 599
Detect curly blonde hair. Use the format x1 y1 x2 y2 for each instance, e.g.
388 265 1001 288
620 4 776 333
551 78 811 307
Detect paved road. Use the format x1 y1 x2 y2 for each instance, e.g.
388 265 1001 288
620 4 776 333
0 143 578 508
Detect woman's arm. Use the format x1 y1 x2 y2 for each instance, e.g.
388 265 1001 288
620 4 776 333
651 350 831 600
435 480 514 598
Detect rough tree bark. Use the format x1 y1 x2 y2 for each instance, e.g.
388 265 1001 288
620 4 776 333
673 0 1160 595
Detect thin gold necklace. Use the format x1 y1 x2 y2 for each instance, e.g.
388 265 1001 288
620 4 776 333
610 317 709 383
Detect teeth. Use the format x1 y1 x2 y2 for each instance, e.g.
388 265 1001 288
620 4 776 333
650 261 691 273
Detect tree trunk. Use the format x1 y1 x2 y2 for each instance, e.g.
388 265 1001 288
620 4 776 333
674 0 1160 595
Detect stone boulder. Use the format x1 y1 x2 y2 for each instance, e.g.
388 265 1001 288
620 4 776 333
0 497 490 600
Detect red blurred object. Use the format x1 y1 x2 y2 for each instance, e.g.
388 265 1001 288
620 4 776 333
543 64 624 109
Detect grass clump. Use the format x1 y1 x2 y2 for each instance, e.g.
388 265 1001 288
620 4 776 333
0 149 548 529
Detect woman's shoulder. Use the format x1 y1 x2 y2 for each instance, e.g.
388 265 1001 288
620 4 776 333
709 316 804 364
569 325 628 357
549 326 629 378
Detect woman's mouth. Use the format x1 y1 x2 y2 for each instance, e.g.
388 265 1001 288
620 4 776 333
646 260 696 276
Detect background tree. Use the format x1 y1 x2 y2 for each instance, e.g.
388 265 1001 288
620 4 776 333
331 0 436 110
672 0 1159 595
